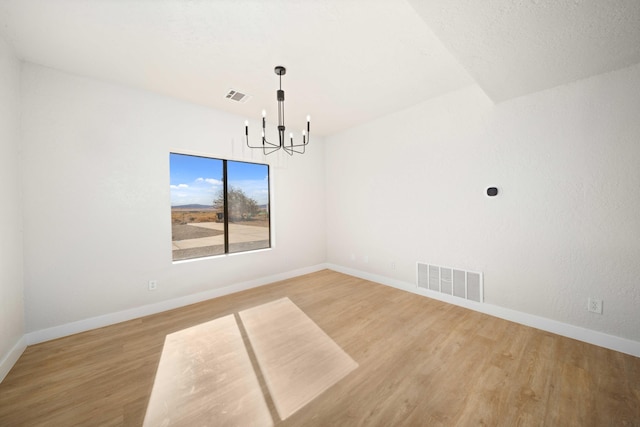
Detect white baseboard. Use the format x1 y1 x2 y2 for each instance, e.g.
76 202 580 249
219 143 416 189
10 261 637 383
326 263 640 359
0 336 27 383
25 263 328 346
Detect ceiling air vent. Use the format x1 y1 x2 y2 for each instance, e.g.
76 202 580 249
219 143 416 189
225 89 251 103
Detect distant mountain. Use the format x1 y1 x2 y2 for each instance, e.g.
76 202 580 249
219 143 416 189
172 204 214 209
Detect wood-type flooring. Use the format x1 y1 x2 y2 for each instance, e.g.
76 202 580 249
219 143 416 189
1 270 639 426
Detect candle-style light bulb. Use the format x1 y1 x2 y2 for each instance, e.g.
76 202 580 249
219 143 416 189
244 120 249 126
306 115 311 122
262 109 266 117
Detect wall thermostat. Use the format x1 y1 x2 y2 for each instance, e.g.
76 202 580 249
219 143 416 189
487 187 499 197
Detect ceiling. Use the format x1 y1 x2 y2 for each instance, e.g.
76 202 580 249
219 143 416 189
0 0 639 136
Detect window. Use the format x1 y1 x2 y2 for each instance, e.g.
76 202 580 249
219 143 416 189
170 153 270 261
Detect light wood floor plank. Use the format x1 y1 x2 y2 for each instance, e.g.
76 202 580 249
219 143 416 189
239 297 357 420
1 270 639 426
143 314 272 427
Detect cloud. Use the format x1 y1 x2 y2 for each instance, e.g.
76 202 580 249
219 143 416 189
170 184 189 189
196 177 223 186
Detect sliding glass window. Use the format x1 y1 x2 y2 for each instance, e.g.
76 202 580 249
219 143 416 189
170 153 270 261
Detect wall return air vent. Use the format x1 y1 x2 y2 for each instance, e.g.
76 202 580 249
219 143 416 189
417 262 483 303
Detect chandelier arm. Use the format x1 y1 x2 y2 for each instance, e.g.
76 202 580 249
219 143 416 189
286 133 309 148
283 146 305 155
245 132 280 149
262 145 281 156
246 132 278 155
282 130 309 149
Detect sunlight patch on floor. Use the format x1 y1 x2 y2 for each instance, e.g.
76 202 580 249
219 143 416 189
240 298 359 420
143 314 273 427
144 298 358 425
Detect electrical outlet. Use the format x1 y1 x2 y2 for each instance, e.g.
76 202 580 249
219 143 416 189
148 280 158 291
587 297 602 314
391 262 396 271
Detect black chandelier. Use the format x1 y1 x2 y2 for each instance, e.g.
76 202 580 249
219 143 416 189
245 66 310 156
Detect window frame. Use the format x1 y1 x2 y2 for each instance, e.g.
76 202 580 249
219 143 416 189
170 152 271 262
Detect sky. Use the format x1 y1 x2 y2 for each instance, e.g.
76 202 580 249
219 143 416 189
169 153 269 206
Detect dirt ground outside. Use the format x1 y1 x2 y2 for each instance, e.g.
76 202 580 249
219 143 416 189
171 209 268 227
172 241 270 261
171 210 269 261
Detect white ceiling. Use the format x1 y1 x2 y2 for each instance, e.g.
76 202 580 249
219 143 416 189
408 0 640 103
1 0 639 136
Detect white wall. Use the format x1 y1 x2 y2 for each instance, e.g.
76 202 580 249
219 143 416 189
20 63 326 334
326 63 640 344
10 50 640 359
0 36 25 379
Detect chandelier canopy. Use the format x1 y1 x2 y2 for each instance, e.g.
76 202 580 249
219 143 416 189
245 66 310 156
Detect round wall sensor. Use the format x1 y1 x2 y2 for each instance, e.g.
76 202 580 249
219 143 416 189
487 187 499 197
